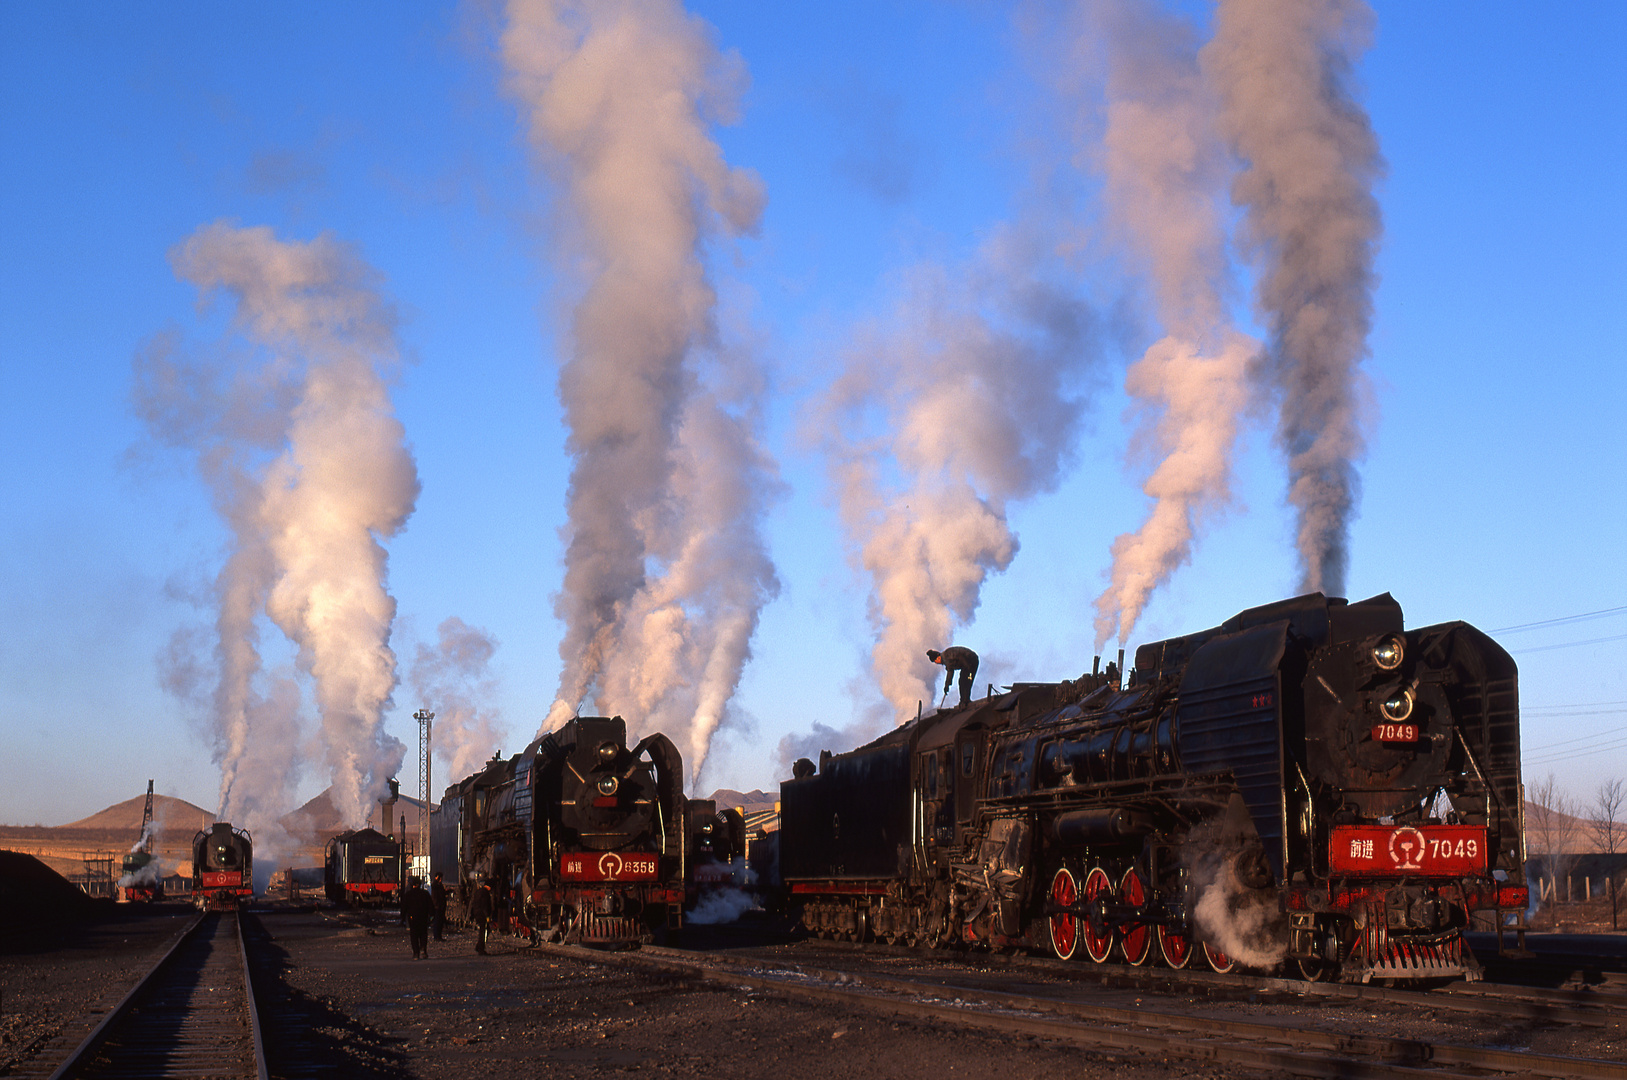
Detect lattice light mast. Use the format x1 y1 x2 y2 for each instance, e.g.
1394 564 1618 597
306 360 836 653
414 709 434 873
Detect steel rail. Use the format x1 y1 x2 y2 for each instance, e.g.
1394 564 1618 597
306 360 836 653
45 911 269 1080
796 936 1627 1028
533 941 1627 1080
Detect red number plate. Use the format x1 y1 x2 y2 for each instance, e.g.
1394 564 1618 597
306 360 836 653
200 871 241 888
559 852 658 881
1329 825 1487 876
1371 722 1418 742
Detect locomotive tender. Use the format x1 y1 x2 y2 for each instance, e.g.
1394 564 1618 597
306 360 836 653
191 821 253 910
324 827 404 906
780 592 1527 983
435 715 688 947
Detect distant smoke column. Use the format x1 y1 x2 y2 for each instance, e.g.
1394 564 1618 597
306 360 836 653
133 313 302 838
1085 0 1257 650
409 617 506 784
172 222 420 831
500 0 772 765
822 250 1092 723
1202 0 1383 594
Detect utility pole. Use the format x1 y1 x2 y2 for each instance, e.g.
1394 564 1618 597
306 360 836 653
414 709 434 876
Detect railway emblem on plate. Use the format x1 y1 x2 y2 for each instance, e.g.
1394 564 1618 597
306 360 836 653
1387 826 1425 871
599 853 624 879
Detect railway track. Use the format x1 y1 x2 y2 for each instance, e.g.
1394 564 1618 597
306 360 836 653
789 935 1627 1029
532 940 1627 1080
38 911 268 1080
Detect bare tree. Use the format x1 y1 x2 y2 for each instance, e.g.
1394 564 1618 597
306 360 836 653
1593 778 1626 931
1526 773 1584 928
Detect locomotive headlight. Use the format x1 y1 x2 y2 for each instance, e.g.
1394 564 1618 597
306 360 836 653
1380 688 1415 722
701 822 715 834
597 741 618 763
1372 634 1405 672
596 774 620 797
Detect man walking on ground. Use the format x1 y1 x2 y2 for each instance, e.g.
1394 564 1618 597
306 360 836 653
430 871 448 942
469 877 495 955
927 646 979 707
402 876 434 960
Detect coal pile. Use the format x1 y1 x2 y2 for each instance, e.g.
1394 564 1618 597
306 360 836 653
0 850 98 922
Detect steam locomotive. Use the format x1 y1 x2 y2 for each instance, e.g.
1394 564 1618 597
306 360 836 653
780 592 1527 984
435 715 688 947
324 827 405 906
191 821 253 910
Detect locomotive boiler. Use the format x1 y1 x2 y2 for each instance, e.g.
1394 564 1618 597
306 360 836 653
437 715 687 947
191 821 253 910
324 827 404 906
780 592 1527 983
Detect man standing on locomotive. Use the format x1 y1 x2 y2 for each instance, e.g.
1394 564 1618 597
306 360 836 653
927 646 979 707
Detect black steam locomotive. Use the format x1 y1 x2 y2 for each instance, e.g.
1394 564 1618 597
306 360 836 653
436 715 687 947
191 821 253 910
780 593 1527 983
324 827 404 906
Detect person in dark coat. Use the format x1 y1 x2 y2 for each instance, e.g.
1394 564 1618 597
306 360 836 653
469 879 495 955
927 646 979 707
429 872 448 941
402 877 434 960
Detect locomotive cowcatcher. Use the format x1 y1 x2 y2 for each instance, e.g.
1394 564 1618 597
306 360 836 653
191 821 253 910
780 592 1527 983
438 715 686 947
324 827 404 906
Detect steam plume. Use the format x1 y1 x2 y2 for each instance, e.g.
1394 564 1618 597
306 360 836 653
820 234 1094 723
409 617 506 784
500 0 775 781
1083 0 1258 652
1202 0 1383 594
141 221 418 836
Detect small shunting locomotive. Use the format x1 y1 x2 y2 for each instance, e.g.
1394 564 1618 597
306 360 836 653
324 827 405 906
779 592 1526 984
191 821 253 910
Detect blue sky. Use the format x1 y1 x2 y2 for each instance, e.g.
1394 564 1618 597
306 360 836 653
2 2 1623 827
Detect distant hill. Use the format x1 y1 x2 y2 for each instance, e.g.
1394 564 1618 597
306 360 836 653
707 788 776 812
62 793 216 833
280 787 426 837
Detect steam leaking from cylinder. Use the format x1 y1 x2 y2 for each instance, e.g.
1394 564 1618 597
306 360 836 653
1202 0 1383 595
499 0 776 782
137 221 417 838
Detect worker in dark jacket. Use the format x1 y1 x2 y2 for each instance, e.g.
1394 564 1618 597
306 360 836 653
469 878 495 955
402 877 434 960
429 872 448 941
927 646 979 707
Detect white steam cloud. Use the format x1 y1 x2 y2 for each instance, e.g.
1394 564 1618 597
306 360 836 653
409 616 506 785
819 233 1095 723
500 0 776 782
1081 0 1258 652
136 221 417 840
1202 0 1383 595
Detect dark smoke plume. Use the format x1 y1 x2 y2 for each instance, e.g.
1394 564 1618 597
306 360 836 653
1202 0 1383 595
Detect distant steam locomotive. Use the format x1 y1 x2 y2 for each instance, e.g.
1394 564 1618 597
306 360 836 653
435 716 689 947
324 827 405 906
780 592 1527 984
191 822 253 910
